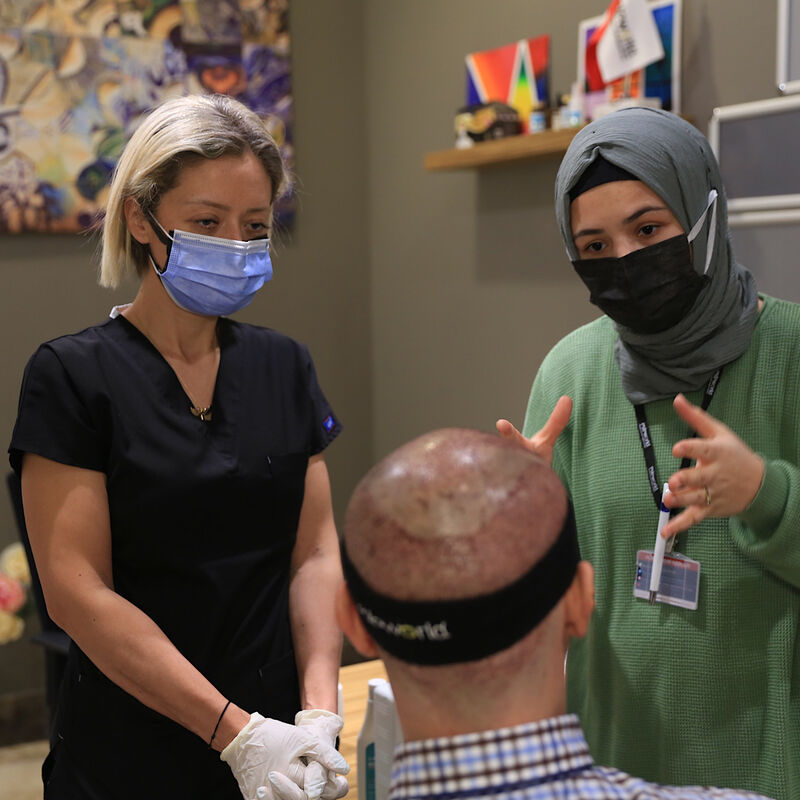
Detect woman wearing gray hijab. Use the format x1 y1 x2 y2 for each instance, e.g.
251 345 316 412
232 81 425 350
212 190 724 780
501 108 800 799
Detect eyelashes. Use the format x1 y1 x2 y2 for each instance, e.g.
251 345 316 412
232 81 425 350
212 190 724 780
578 223 664 255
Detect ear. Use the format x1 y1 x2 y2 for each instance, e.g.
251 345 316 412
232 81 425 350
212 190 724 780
124 197 152 246
335 582 379 658
563 560 594 640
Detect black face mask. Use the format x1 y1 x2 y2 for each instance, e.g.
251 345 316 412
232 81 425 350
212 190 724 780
572 234 709 334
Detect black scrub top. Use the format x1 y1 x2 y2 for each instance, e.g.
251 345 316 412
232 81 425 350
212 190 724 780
9 314 342 799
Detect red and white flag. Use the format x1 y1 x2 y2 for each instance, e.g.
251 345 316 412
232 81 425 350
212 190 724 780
585 0 665 91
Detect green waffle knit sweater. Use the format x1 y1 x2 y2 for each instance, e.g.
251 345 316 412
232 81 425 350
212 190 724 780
523 295 800 800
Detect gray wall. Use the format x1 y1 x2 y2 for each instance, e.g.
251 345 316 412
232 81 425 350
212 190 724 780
0 0 781 698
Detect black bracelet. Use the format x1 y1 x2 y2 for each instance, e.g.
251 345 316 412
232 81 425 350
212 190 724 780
209 700 231 749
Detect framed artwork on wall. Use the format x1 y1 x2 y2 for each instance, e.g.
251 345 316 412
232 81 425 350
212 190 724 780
0 0 294 234
777 0 800 94
577 0 682 115
465 35 550 134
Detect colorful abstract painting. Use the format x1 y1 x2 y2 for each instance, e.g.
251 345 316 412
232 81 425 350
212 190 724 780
577 0 681 114
0 0 293 234
465 36 550 133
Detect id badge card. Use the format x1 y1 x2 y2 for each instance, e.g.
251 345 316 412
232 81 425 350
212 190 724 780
634 550 701 610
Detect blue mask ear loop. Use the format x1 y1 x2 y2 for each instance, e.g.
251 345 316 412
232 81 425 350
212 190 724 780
686 189 718 275
141 207 175 274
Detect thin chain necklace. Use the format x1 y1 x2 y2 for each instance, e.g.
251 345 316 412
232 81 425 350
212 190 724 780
123 309 219 423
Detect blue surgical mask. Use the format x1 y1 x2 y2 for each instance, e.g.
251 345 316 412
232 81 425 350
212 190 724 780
144 210 272 317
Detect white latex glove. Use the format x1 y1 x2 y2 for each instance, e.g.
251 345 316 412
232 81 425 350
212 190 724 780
295 709 349 800
221 712 348 800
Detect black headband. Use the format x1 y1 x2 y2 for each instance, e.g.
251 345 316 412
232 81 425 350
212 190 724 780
568 155 638 201
341 501 580 665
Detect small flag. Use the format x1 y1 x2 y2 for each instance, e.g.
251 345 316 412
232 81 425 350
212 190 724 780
585 0 665 91
322 414 336 433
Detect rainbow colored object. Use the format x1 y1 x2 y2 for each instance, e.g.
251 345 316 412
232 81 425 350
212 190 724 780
465 36 550 132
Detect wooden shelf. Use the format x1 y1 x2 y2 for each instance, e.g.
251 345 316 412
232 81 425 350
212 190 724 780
424 126 585 171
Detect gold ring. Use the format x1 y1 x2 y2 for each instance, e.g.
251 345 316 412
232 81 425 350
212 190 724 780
704 486 711 506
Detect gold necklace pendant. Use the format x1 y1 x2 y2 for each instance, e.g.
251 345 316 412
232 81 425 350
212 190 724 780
190 405 213 422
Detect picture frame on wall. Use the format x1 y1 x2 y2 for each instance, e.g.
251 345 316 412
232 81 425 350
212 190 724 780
464 35 550 134
0 0 294 235
577 0 682 115
777 0 800 94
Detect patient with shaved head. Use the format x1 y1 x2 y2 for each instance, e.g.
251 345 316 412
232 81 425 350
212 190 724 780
336 428 770 800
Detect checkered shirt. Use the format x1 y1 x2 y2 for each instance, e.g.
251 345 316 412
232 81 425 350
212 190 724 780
389 714 770 800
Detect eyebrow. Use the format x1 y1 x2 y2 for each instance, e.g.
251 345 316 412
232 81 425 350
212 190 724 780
573 205 670 240
186 200 271 213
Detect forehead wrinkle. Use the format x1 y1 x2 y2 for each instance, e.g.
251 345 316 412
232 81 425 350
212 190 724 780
185 199 271 213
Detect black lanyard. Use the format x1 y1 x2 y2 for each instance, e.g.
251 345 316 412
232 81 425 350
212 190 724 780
634 369 722 510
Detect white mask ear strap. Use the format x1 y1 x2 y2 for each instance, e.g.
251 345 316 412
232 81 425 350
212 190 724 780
687 189 718 275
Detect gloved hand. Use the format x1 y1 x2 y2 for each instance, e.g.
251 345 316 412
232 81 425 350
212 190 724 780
294 709 349 800
221 712 349 800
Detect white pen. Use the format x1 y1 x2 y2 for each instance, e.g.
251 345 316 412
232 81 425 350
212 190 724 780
649 482 671 605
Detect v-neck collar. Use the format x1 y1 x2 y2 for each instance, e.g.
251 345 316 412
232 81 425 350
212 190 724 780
112 314 235 425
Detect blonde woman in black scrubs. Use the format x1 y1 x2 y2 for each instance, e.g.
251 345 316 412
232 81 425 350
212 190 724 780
9 94 349 800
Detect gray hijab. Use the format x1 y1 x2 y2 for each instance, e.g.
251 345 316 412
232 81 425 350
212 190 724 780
554 107 759 404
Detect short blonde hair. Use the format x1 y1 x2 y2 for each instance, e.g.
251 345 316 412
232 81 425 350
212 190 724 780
100 93 287 288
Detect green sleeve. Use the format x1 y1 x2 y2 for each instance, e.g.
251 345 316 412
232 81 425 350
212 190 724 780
731 458 800 588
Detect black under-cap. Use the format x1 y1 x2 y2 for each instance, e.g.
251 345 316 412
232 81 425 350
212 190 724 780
568 154 639 202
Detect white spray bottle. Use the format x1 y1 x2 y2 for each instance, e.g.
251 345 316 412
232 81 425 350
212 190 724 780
357 678 383 800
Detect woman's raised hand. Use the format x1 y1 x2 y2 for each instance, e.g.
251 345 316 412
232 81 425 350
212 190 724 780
661 393 765 538
496 396 572 466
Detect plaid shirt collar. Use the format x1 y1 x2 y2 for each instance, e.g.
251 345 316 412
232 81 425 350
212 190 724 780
389 713 593 800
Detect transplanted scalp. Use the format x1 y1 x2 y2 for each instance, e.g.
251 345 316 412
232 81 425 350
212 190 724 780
344 428 568 603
